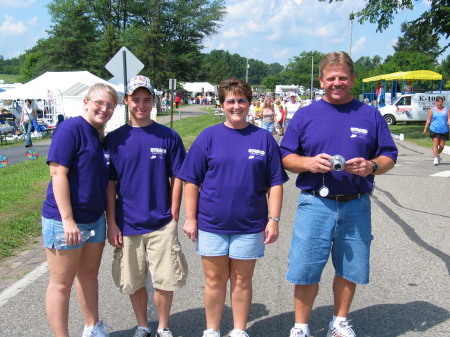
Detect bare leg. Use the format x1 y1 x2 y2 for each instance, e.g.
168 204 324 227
202 255 230 331
130 287 150 328
75 242 105 326
45 247 82 337
154 288 174 330
432 138 440 158
229 259 257 330
438 139 446 155
294 283 319 323
332 275 356 317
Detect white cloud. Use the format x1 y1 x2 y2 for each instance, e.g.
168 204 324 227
351 37 366 55
27 16 38 26
0 15 27 35
0 0 36 8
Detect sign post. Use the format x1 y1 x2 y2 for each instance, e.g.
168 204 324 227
169 78 176 129
106 46 144 123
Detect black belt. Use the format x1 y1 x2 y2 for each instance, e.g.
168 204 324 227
304 189 367 202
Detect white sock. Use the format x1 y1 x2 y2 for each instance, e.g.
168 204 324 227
138 326 151 333
331 315 347 328
294 323 310 335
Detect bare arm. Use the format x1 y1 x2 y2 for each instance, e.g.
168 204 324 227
183 181 200 242
106 180 122 248
423 108 433 134
171 177 183 222
264 184 283 244
345 155 396 177
49 162 81 244
282 153 332 174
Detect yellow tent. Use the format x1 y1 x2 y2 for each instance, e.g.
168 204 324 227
362 70 442 82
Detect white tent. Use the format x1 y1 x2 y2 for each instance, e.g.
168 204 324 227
180 82 216 97
0 71 124 126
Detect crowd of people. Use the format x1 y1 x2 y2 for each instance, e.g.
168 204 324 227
41 51 399 337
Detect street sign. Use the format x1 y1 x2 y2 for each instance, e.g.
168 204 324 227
105 46 144 84
169 78 176 90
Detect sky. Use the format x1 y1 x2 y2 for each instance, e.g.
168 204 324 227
1 0 449 67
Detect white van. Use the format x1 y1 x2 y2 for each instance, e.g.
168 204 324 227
378 93 450 125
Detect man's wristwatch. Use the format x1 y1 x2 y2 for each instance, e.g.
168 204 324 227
370 160 378 174
269 217 280 222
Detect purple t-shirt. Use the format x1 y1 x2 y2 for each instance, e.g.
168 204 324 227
280 99 398 195
177 123 288 234
104 122 186 236
42 116 109 223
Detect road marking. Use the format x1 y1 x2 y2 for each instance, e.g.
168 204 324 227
430 170 450 177
0 261 48 308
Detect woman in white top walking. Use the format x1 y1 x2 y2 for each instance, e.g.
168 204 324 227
20 99 37 147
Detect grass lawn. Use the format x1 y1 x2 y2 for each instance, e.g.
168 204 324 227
0 74 20 83
389 123 432 149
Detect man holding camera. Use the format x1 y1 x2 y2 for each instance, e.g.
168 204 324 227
280 51 397 337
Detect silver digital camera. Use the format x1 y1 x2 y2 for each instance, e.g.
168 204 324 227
329 155 346 171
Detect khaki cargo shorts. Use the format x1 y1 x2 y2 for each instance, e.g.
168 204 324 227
112 219 188 295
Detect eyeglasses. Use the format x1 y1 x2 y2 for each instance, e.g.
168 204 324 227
224 98 248 105
89 99 116 110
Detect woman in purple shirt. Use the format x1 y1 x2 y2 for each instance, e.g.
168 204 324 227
179 78 288 337
41 83 117 337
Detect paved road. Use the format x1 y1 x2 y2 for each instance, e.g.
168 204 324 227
0 116 449 336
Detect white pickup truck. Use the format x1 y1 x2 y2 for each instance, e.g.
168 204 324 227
378 93 450 125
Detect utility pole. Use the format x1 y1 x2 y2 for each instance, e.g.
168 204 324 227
349 12 354 57
246 58 249 83
310 51 314 100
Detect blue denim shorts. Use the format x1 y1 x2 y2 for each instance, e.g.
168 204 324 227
261 122 275 132
286 191 373 285
42 214 107 250
196 229 265 260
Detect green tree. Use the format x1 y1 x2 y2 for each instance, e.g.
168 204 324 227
284 50 324 89
394 22 441 62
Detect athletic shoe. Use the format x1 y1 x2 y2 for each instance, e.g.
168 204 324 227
157 329 173 337
202 329 220 337
82 320 111 337
327 320 356 337
229 329 249 337
438 154 441 163
289 327 308 337
133 328 152 337
433 157 439 166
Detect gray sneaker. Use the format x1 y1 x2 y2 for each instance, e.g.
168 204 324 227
133 328 152 337
82 320 111 337
289 327 307 337
156 329 173 337
327 321 356 337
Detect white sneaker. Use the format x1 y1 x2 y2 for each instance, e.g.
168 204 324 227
82 320 111 337
289 327 308 337
326 320 356 337
157 328 173 337
202 329 220 337
229 329 249 337
434 157 439 165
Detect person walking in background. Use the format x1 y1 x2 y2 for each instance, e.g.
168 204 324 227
104 75 188 337
20 98 37 147
261 98 276 135
284 93 301 130
42 83 118 337
274 99 286 135
423 96 450 165
178 77 288 337
280 52 398 337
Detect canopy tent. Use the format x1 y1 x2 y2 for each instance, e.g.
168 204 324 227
180 82 215 96
362 70 442 82
0 71 124 126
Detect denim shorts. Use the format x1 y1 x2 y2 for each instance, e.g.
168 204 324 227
286 191 373 285
261 122 275 132
42 214 107 250
196 229 265 260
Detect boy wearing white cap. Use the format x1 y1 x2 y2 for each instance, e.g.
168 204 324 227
104 75 188 337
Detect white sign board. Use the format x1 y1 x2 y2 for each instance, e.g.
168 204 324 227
105 46 144 85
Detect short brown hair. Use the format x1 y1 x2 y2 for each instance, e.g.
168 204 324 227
218 78 252 105
319 51 354 77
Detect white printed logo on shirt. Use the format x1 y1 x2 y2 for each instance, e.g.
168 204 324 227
248 149 265 160
150 147 167 159
350 127 368 139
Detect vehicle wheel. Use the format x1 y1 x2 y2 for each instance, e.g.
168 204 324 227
384 114 396 125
